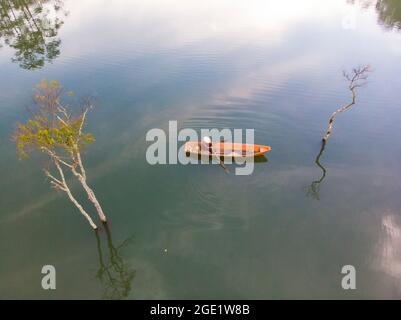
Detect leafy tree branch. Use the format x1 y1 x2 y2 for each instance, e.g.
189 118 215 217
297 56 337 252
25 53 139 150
14 80 106 229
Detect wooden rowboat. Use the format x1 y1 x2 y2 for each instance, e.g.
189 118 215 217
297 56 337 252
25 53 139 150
184 141 271 158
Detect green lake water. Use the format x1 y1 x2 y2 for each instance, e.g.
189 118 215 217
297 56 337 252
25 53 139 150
1 0 401 299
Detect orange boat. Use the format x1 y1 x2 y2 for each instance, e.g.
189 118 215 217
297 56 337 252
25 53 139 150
184 141 271 158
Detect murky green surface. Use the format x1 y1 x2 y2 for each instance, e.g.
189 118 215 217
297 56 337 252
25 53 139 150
1 0 401 299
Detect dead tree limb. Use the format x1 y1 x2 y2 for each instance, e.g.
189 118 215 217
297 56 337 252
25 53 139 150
44 160 98 230
322 65 371 142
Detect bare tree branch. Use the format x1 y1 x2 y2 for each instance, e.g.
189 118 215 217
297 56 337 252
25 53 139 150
322 65 371 142
41 147 74 169
53 158 98 229
44 169 63 186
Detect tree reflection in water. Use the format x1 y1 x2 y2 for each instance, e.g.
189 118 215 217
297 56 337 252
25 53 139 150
375 0 401 30
307 142 327 201
348 0 401 30
0 0 67 69
94 224 136 300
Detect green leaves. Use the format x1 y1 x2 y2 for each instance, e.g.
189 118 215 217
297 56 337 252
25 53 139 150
15 80 95 159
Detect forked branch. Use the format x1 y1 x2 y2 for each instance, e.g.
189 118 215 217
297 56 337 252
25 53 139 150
322 65 371 142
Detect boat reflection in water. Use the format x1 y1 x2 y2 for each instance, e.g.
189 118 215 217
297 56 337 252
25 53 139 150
185 150 269 173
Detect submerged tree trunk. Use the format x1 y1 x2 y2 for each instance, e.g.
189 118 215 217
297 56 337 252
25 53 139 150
310 65 371 200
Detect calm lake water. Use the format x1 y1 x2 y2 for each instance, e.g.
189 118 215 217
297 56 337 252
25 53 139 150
1 0 401 299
